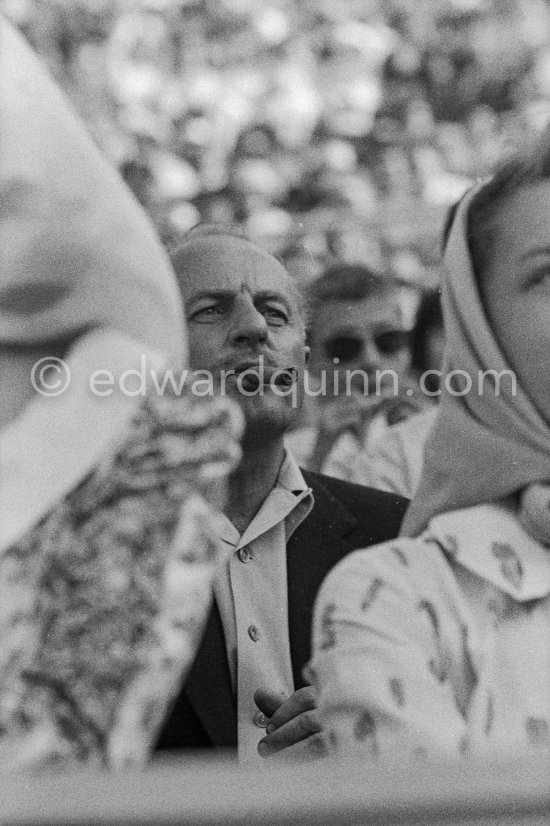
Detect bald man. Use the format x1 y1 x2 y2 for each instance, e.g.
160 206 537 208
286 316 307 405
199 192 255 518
155 226 408 764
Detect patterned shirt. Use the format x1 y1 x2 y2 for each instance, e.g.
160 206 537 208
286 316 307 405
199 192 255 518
309 499 550 762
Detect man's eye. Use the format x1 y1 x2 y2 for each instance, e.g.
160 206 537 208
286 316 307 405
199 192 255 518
262 307 288 325
191 306 223 320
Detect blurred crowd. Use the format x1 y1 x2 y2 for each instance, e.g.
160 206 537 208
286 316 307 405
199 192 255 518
3 0 550 291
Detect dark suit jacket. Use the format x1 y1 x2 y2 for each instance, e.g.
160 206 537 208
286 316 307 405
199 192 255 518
155 471 408 751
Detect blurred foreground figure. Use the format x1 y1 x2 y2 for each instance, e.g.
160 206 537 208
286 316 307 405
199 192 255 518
0 17 241 770
311 127 550 761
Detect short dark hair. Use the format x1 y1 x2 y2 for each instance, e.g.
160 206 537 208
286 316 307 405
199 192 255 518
308 263 401 316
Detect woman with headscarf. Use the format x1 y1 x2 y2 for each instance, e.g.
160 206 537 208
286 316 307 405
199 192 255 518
0 17 242 771
308 125 550 761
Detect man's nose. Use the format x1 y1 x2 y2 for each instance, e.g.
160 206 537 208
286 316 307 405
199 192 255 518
229 298 268 347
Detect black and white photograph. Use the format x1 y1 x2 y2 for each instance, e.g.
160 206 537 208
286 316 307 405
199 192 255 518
1 1 549 823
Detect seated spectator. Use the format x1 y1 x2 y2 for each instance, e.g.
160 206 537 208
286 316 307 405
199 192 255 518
155 225 409 765
334 289 444 496
0 17 241 771
310 126 550 762
286 263 428 475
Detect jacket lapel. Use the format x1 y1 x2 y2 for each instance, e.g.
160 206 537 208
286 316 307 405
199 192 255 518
184 600 237 748
287 472 357 689
183 473 359 742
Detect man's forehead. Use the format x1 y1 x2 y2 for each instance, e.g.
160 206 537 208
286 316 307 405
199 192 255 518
175 236 292 300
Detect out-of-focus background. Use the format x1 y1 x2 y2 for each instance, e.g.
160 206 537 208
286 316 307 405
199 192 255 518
4 0 550 292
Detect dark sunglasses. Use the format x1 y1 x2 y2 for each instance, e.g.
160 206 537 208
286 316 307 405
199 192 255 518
324 330 411 363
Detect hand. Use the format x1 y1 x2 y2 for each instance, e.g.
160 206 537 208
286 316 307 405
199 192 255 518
309 389 394 471
254 687 326 761
319 391 391 439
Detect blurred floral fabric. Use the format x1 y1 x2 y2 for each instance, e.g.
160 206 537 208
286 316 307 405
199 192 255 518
0 389 242 772
3 0 550 291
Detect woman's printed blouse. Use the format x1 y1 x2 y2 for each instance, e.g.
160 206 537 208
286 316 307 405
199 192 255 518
309 500 550 761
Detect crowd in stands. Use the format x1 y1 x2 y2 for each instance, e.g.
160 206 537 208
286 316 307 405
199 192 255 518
3 0 550 291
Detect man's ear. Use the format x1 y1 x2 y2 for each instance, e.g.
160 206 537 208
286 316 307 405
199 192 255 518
304 345 310 366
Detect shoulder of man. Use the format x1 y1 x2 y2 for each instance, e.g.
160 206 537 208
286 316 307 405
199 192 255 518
301 469 409 544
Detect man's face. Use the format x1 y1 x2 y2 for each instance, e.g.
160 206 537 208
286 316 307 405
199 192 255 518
308 294 412 400
178 236 307 438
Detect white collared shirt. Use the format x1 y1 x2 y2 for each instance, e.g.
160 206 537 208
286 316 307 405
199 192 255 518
311 499 550 762
214 451 313 765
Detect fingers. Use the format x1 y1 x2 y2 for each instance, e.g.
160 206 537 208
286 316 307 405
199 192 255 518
254 688 286 718
256 687 321 758
318 399 380 440
324 391 392 418
257 709 323 757
265 686 316 731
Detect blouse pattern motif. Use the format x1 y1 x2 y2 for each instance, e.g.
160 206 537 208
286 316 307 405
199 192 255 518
309 500 550 761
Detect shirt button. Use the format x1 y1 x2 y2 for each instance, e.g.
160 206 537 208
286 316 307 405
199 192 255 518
238 548 253 563
248 625 260 642
253 711 268 728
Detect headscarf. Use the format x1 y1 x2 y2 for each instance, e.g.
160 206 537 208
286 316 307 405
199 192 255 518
402 183 550 537
0 16 185 359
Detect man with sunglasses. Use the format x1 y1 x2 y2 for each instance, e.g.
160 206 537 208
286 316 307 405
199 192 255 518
155 226 408 764
287 263 427 476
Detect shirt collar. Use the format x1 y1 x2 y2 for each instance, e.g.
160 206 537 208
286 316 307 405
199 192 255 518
0 329 167 553
425 500 550 600
276 448 310 497
218 450 313 549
